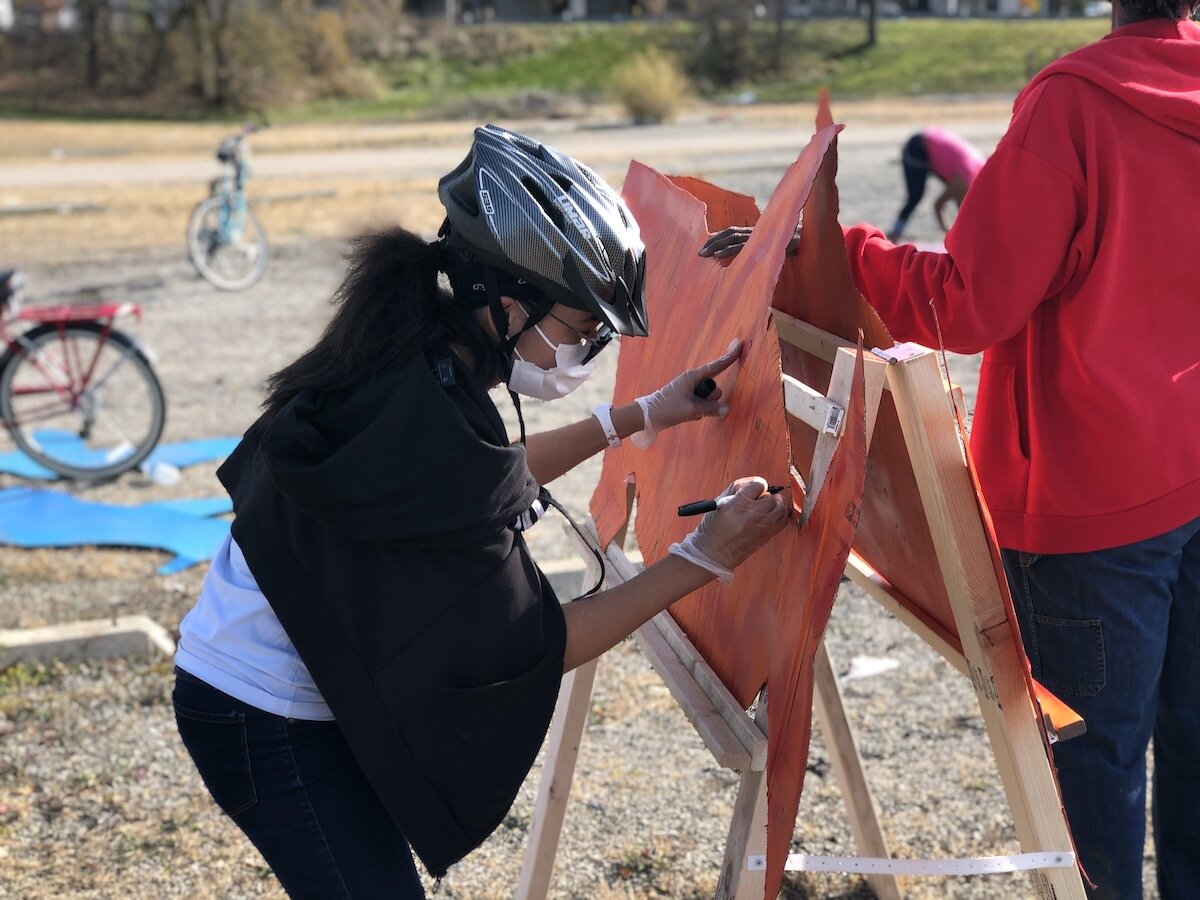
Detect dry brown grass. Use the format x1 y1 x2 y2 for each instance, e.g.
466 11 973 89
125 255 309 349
0 177 446 266
0 96 1011 160
0 120 480 161
0 547 167 586
0 97 1013 266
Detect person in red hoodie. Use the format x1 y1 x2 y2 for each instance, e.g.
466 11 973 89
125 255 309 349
701 2 1200 896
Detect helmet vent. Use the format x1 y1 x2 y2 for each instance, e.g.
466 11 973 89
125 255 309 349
522 176 567 232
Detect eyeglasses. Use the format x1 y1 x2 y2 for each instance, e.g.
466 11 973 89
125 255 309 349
547 309 614 364
523 303 615 364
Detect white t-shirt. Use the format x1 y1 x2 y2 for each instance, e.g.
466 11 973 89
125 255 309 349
176 533 333 721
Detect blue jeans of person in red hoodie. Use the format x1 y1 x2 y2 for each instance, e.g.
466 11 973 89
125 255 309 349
1003 514 1200 900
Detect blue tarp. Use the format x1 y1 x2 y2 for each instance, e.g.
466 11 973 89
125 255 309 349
0 435 240 480
0 435 241 572
0 487 232 574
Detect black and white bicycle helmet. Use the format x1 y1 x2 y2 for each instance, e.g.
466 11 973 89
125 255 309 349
438 124 649 337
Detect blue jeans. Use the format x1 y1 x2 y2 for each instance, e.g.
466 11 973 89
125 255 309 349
173 668 425 899
1002 514 1200 900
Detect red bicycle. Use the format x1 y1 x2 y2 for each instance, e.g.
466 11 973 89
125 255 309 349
0 269 166 481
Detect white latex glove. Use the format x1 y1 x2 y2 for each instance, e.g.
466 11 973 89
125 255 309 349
669 477 791 583
632 338 742 449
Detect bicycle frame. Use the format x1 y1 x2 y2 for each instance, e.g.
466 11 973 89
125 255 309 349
1 302 145 431
212 140 251 245
188 122 269 293
216 190 249 245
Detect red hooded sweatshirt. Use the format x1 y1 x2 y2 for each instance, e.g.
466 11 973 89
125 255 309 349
843 18 1200 554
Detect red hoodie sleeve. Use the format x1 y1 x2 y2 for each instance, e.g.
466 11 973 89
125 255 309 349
843 103 1086 354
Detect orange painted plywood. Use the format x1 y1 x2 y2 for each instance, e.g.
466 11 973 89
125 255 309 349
592 125 867 900
592 103 1073 896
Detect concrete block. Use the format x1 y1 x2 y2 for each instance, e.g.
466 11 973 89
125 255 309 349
541 558 588 601
539 549 644 602
0 615 175 670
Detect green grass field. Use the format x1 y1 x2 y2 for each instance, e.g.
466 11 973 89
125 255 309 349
294 17 1108 122
0 16 1109 122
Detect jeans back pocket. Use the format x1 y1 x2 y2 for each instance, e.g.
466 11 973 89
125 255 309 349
174 700 258 817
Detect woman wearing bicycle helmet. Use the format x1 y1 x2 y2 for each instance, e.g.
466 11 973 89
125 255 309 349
172 125 788 899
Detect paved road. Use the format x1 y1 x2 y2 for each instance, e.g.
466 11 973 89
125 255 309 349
7 114 1010 191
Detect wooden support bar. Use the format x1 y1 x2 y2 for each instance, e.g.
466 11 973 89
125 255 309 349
603 538 640 581
603 539 759 769
845 554 1085 745
804 347 858 522
885 349 1084 898
516 521 603 900
845 553 968 679
633 622 752 771
783 372 844 437
1032 683 1087 744
717 692 770 900
801 345 888 524
653 612 767 770
516 658 599 900
814 642 904 900
771 308 856 365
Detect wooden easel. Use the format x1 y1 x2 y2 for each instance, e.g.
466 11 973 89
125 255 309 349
516 317 1085 900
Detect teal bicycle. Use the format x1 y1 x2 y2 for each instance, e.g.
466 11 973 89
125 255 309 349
187 123 269 291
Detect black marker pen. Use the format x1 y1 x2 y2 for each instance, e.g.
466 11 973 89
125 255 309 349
677 485 786 517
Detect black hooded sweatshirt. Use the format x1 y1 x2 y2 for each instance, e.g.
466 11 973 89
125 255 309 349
217 344 567 878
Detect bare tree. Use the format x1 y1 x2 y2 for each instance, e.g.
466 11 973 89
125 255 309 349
185 0 237 106
137 0 193 92
692 0 756 86
345 0 408 57
78 0 111 88
771 0 786 71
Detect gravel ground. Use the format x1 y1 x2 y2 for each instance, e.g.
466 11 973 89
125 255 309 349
0 110 1157 898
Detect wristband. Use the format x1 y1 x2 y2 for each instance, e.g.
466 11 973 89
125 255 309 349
668 534 735 585
592 404 621 448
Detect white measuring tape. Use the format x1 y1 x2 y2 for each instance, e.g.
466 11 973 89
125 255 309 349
747 851 1075 876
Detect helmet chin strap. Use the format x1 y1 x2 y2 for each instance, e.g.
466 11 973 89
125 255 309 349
481 265 529 446
484 264 552 447
463 246 602 591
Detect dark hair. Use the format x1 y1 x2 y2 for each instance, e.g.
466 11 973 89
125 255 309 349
1119 0 1198 19
261 227 504 423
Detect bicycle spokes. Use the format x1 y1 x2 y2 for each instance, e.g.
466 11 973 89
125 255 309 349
1 322 166 480
188 189 268 290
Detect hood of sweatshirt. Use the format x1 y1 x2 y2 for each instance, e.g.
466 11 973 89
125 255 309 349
1019 17 1200 140
255 348 539 548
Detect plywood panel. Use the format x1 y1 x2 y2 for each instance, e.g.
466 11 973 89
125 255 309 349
590 99 1077 898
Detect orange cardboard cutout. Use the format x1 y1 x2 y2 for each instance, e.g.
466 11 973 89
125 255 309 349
592 124 866 900
592 97 1072 898
593 127 843 707
764 346 867 897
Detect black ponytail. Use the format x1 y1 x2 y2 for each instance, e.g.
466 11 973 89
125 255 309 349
261 227 505 423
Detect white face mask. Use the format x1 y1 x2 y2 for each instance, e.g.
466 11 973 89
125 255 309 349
507 324 597 400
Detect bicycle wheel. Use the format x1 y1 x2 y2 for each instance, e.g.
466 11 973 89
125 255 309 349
0 322 166 481
186 195 269 291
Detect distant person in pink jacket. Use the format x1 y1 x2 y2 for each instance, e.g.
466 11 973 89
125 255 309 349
887 127 986 241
